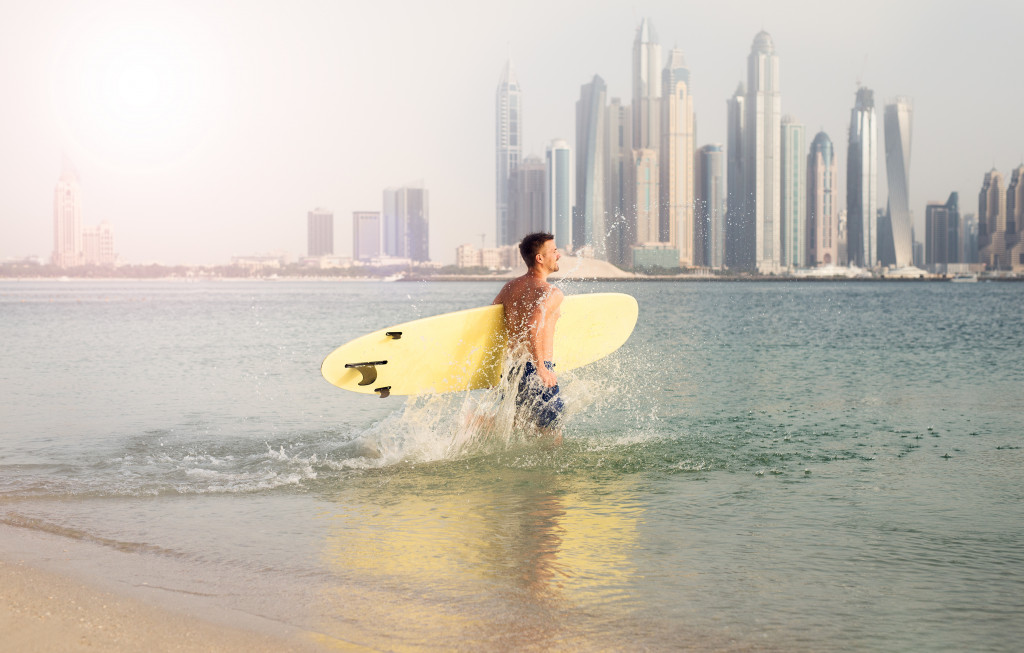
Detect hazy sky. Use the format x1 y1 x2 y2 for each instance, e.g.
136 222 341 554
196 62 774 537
2 0 1022 265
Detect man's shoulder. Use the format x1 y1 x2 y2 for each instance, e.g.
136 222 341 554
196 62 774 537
543 284 564 306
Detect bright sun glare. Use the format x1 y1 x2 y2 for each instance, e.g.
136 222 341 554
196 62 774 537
52 13 220 172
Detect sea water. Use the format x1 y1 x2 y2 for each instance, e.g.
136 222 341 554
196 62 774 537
1 279 1022 651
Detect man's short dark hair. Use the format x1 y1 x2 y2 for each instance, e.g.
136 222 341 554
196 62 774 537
519 232 555 266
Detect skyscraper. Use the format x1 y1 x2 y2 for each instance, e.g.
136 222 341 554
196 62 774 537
977 169 1006 269
725 84 748 269
545 139 572 251
632 19 661 263
52 158 82 267
633 149 659 246
575 75 607 257
961 213 979 264
807 131 838 266
632 19 661 152
780 116 806 269
744 31 782 273
847 87 878 268
695 144 726 268
884 97 914 268
383 189 401 256
495 60 522 247
352 211 381 261
604 98 634 266
924 193 959 269
307 208 334 257
661 48 695 266
383 187 430 261
509 156 546 242
1005 165 1024 270
81 221 115 266
404 187 429 262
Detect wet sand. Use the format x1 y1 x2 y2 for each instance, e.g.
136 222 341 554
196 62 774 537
0 525 362 652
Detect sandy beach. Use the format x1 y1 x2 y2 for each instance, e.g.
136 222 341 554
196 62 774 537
0 524 358 653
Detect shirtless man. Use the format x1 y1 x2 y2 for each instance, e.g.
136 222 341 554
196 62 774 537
492 232 564 442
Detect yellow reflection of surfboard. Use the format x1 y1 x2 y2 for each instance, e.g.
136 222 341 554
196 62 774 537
321 292 638 397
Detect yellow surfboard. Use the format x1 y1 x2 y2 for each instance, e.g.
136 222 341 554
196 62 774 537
321 292 638 397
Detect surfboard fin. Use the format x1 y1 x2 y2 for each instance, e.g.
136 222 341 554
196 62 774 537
344 360 387 386
385 331 402 339
375 386 391 398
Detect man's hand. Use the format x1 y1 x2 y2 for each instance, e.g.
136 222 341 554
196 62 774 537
538 365 557 388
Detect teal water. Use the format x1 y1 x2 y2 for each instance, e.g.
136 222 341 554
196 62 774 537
1 279 1022 651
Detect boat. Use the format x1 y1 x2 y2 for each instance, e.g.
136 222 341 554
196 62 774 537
950 272 978 283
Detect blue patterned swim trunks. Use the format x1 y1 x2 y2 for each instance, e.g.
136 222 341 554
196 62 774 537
514 361 564 429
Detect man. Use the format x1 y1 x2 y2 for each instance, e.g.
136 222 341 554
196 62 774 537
492 232 564 442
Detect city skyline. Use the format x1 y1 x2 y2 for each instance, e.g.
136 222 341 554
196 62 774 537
2 0 1022 265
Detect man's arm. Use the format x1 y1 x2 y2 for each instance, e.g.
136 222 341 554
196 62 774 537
529 288 562 387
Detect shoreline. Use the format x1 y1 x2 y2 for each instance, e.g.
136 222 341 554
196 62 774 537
1 274 1020 283
0 523 358 652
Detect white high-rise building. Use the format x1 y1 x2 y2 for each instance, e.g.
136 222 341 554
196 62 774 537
545 139 572 251
52 158 82 268
495 60 522 247
352 211 381 261
847 87 878 268
575 75 607 257
81 221 115 266
884 97 914 268
780 116 806 269
744 31 782 274
661 48 695 266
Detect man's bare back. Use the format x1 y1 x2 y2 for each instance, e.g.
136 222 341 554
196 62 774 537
493 236 563 388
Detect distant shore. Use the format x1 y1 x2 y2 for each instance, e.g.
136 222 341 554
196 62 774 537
2 274 1021 283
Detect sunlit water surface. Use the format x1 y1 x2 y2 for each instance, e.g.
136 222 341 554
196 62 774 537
1 279 1022 651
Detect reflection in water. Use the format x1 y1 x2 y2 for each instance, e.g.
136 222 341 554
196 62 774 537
315 467 643 650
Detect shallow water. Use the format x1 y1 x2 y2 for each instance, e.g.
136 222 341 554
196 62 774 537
1 279 1022 651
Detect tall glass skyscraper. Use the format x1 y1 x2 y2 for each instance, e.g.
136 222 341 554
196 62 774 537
632 19 661 152
661 48 695 266
545 139 572 251
575 75 607 257
1004 165 1024 269
978 169 1007 269
383 187 429 261
780 116 805 269
495 60 521 247
884 97 914 268
744 31 782 273
696 144 725 268
725 84 747 269
847 87 878 268
807 131 838 266
509 156 546 242
924 193 959 269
